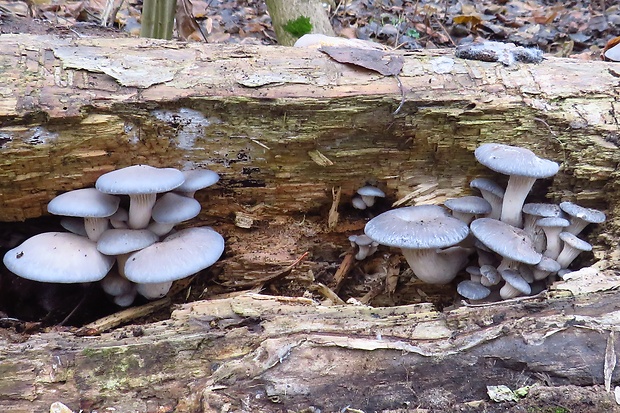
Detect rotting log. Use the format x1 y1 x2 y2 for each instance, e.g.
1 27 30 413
0 34 620 411
2 270 620 412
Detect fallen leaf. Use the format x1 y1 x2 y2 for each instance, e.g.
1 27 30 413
320 46 404 76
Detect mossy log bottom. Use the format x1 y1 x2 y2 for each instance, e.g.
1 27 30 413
0 35 620 411
2 273 620 412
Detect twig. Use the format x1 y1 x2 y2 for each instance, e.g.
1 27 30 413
392 74 406 116
432 15 455 47
314 283 346 305
328 186 341 229
333 249 356 293
75 297 171 335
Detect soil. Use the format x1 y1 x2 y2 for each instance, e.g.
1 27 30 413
0 1 619 412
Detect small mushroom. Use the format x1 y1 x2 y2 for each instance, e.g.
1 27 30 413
175 169 220 198
47 188 120 241
136 281 173 300
3 232 114 283
348 234 379 260
469 178 505 220
444 196 492 224
457 280 491 300
96 165 185 230
148 192 202 236
475 143 559 228
536 216 570 260
532 256 561 281
357 185 386 208
364 205 471 284
522 203 564 252
559 201 606 235
480 264 501 286
351 196 368 210
499 268 531 299
555 232 592 269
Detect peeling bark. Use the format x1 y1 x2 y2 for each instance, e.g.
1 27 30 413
1 34 620 412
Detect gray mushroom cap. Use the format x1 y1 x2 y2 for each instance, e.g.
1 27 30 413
445 196 492 215
357 185 386 207
470 218 542 265
559 201 606 235
364 205 470 249
3 232 114 283
474 143 559 179
176 169 220 196
470 178 505 198
480 264 501 286
457 280 491 300
48 188 120 218
522 203 563 218
96 229 159 256
500 268 532 295
124 227 225 283
474 143 559 228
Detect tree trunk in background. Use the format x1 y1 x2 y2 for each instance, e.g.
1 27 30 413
265 0 335 45
0 34 620 412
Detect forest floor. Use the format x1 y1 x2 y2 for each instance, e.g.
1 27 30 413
0 1 619 412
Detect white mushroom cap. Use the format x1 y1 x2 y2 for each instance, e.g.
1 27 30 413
352 196 368 210
533 256 561 280
48 188 120 241
100 271 134 296
3 232 114 283
96 229 159 256
175 169 220 197
95 165 185 229
136 281 173 300
109 208 129 229
124 227 225 283
148 192 202 236
357 185 386 207
475 143 559 228
60 217 88 237
559 201 606 235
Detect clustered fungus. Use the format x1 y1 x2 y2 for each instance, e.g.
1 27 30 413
363 142 606 302
3 165 224 307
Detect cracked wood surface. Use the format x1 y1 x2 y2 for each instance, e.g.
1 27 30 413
1 267 620 412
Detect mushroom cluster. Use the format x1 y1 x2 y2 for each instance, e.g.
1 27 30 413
3 165 224 307
364 143 606 301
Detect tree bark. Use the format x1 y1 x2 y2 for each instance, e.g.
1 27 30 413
265 0 335 45
1 34 620 412
2 270 620 412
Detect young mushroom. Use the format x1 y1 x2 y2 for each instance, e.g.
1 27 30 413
469 178 505 220
444 196 492 224
555 232 592 269
348 234 379 261
457 280 491 301
175 169 220 198
47 188 120 241
536 216 570 260
474 143 559 228
364 205 471 284
96 165 185 229
559 201 606 235
356 185 386 208
148 192 202 236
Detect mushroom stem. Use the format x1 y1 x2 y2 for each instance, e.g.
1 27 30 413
500 175 537 228
128 193 157 229
84 217 110 242
401 246 471 284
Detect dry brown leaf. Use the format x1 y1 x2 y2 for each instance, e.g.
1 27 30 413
176 0 204 41
320 46 404 76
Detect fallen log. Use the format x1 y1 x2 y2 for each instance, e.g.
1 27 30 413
0 34 620 412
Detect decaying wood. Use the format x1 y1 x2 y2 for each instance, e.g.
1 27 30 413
1 267 620 412
1 34 620 412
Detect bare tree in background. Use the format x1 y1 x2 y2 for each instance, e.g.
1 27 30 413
265 0 335 46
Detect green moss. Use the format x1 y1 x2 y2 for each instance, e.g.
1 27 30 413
283 16 312 38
